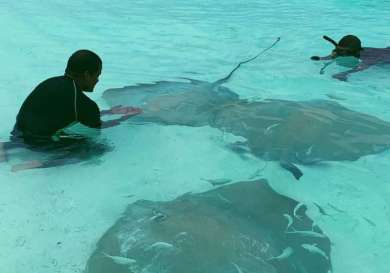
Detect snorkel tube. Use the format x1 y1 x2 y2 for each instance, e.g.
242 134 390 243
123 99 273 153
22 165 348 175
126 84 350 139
311 35 339 61
323 35 338 47
310 35 338 73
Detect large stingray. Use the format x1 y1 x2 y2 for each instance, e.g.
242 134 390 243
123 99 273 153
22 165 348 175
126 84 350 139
102 38 281 128
103 40 390 178
85 180 332 273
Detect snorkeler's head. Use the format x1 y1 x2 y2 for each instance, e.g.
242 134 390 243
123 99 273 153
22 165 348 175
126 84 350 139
65 50 102 92
323 35 362 58
337 35 362 56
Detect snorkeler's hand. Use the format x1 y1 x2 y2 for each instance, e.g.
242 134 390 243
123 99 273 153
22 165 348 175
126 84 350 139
102 105 143 115
311 56 321 61
121 107 142 116
101 108 143 128
109 105 140 115
332 72 348 81
117 109 143 122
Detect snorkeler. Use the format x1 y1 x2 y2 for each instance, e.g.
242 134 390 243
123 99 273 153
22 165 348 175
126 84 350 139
1 49 142 171
311 35 390 81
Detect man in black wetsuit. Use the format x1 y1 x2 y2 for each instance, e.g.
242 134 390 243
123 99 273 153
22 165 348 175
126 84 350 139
311 35 390 81
1 49 141 171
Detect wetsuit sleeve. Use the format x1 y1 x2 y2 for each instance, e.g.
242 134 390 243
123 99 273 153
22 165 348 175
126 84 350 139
311 55 333 61
77 96 102 128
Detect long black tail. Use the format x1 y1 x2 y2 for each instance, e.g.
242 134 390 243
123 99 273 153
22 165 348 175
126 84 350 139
323 35 338 47
213 37 281 87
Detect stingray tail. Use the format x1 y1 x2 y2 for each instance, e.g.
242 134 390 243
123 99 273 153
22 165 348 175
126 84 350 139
212 37 281 88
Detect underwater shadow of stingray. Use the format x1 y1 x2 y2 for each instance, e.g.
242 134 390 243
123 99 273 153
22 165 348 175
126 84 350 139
3 136 113 171
85 180 332 273
103 40 390 179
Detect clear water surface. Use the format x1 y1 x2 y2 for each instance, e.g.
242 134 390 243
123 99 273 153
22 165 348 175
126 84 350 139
0 1 390 272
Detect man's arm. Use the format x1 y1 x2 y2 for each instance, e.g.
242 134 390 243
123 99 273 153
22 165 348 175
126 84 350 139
332 63 370 81
100 105 141 116
100 106 143 129
78 95 142 129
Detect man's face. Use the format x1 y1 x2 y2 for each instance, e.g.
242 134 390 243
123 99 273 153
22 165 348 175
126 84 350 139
83 68 102 92
331 46 359 58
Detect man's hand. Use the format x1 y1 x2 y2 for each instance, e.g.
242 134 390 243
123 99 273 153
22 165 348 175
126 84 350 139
100 106 143 129
117 112 141 122
332 72 348 81
110 105 143 115
101 105 143 116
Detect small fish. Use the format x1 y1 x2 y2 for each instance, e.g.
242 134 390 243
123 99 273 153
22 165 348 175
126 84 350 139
174 232 188 241
201 178 232 186
314 202 331 217
264 123 280 135
123 194 134 198
145 242 174 251
280 161 303 180
363 217 376 227
283 213 294 231
247 164 268 179
150 212 166 222
228 142 251 156
301 244 329 260
267 247 293 261
305 145 313 156
295 152 322 165
240 121 249 130
248 169 262 179
231 262 244 273
293 202 306 220
326 94 346 101
217 193 232 204
175 231 188 238
102 252 136 265
285 230 327 239
327 203 346 213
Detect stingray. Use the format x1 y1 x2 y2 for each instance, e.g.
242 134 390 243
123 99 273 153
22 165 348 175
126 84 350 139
85 180 332 273
102 37 281 127
103 39 390 179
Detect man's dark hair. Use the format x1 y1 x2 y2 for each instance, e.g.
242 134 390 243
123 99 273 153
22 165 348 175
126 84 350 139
65 49 102 76
338 35 362 52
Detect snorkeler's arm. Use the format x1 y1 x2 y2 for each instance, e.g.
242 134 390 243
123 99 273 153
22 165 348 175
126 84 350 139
311 55 333 61
78 96 142 128
100 108 143 129
100 115 137 128
332 63 370 81
78 99 102 128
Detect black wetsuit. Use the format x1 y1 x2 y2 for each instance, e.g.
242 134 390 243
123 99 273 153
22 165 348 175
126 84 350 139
12 75 101 144
5 76 110 168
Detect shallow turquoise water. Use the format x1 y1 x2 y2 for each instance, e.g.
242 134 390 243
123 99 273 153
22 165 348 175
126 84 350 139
0 1 390 273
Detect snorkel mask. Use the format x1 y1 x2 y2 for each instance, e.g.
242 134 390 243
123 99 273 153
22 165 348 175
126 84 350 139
323 35 362 58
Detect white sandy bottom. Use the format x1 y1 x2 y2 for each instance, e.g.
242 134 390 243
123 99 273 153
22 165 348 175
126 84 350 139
1 124 390 273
